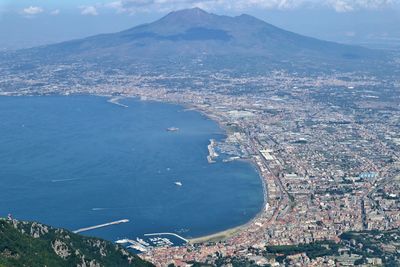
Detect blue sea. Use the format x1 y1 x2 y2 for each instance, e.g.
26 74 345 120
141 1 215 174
0 95 263 242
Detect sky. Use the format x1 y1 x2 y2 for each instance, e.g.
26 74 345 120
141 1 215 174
1 0 400 50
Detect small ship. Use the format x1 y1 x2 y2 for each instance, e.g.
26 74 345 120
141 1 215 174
174 181 183 186
166 127 179 132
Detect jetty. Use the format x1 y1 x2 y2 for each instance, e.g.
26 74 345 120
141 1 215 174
207 139 218 163
73 219 129 234
144 232 189 243
107 97 128 108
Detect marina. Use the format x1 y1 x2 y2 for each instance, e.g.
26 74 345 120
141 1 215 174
115 235 179 252
144 232 189 244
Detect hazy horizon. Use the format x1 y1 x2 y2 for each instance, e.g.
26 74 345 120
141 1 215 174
1 0 400 50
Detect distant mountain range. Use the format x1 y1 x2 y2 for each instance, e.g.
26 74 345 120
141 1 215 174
4 8 388 72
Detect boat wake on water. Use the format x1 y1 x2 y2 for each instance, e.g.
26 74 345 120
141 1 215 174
51 178 81 183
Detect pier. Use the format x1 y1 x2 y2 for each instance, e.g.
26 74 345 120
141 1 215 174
73 219 129 234
144 232 189 243
115 239 148 252
207 139 218 163
107 97 129 108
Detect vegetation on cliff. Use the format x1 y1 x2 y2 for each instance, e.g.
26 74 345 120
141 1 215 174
0 218 153 267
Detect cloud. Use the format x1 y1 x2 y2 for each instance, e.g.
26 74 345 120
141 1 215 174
105 0 398 13
328 0 354 12
344 31 356 37
22 6 44 15
327 0 396 12
80 5 99 16
50 9 60 16
105 0 295 14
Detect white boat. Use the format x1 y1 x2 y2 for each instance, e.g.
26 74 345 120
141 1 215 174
166 127 179 132
174 181 183 186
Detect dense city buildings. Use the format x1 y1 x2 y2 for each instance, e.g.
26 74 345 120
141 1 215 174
1 62 399 265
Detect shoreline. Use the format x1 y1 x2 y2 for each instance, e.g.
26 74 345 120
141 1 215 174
188 159 268 244
103 94 269 244
188 224 247 244
4 93 269 245
149 100 270 244
106 95 270 244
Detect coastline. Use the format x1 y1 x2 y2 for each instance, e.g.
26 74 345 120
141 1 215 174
188 224 246 244
104 94 270 244
185 104 269 241
134 98 269 245
188 159 268 244
1 93 269 247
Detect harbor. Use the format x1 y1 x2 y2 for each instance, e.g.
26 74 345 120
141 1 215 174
116 232 188 253
116 238 150 253
207 139 219 163
144 232 189 244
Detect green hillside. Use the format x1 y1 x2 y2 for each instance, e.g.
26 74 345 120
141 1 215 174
0 218 154 267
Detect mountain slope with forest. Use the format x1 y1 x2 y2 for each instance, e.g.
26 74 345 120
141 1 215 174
0 218 153 267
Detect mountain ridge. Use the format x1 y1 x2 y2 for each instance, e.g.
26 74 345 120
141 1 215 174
5 8 387 72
